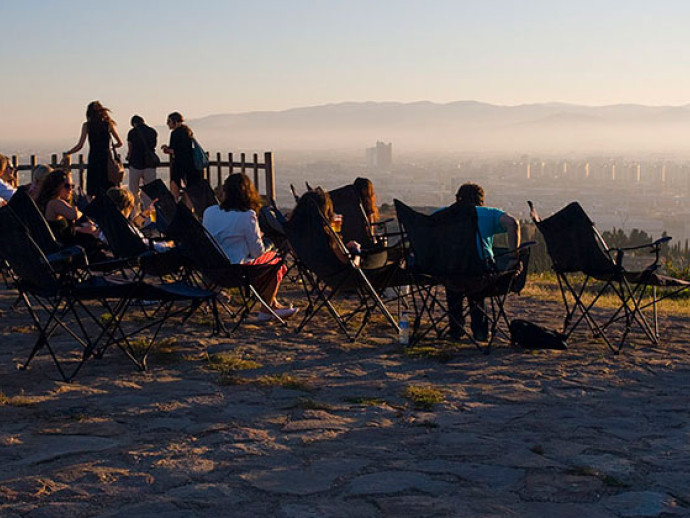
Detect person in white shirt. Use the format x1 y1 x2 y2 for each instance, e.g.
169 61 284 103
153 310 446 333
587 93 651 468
0 154 17 205
203 173 297 321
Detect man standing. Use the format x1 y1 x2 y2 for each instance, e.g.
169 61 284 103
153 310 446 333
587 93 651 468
447 183 520 341
126 115 158 217
0 154 17 205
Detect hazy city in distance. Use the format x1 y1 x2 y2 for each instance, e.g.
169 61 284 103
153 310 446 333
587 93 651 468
8 100 690 244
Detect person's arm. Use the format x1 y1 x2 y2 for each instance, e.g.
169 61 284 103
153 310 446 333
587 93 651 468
161 129 175 155
126 138 133 161
500 212 521 267
65 122 88 155
110 123 123 149
47 198 81 222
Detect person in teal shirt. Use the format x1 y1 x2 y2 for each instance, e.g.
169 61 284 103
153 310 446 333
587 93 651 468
447 183 520 341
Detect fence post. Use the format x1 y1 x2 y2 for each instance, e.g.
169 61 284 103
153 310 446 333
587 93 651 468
78 155 86 190
264 152 275 205
240 153 246 174
228 153 233 175
51 154 59 168
253 153 259 192
216 152 222 188
30 155 37 169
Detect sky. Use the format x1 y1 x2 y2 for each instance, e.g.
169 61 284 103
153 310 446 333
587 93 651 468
3 0 690 145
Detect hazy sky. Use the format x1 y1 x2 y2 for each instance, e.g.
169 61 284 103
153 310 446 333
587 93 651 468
3 0 690 144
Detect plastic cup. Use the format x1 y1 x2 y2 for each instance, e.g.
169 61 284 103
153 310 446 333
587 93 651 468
332 214 343 233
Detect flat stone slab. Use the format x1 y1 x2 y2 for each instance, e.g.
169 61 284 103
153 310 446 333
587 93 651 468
8 435 119 467
241 459 368 495
416 459 524 490
602 491 679 517
346 471 453 496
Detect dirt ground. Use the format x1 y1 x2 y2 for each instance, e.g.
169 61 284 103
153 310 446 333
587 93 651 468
0 282 688 518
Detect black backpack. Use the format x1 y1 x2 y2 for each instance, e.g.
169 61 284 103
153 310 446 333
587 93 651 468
509 319 568 350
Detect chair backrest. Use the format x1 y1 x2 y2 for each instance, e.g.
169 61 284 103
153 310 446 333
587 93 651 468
185 179 219 218
166 201 231 272
0 206 59 292
141 179 177 232
283 198 349 280
535 202 615 276
83 195 148 259
7 188 62 255
329 185 374 247
394 199 486 277
258 205 290 253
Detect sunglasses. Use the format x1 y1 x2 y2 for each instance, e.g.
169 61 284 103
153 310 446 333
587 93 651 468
63 183 74 190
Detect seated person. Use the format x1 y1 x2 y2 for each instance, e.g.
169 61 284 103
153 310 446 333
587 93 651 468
203 173 297 321
353 177 379 228
104 187 173 252
0 154 17 205
289 187 363 266
446 183 520 341
23 164 53 201
36 169 109 262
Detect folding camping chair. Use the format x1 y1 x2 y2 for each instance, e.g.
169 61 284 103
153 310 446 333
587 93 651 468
283 196 405 341
394 199 530 352
529 201 690 352
185 178 219 218
329 184 398 270
83 195 187 280
141 179 178 233
165 201 288 331
0 206 218 381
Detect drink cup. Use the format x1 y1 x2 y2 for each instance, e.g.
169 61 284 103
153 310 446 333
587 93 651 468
332 214 343 233
150 208 157 224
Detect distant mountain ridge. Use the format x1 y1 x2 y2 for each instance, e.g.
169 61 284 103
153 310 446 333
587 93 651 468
189 101 690 156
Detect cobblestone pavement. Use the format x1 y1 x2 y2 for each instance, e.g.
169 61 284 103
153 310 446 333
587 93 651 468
0 288 688 517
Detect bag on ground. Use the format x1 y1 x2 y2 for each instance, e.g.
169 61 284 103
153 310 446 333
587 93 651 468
509 319 568 350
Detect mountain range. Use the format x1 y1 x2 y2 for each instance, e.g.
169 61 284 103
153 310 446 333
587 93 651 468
188 101 690 157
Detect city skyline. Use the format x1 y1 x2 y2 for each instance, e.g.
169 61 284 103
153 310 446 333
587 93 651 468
3 1 690 145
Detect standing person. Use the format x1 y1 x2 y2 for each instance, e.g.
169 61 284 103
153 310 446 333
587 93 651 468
0 154 17 205
64 101 123 197
161 112 200 202
126 115 158 217
446 183 520 341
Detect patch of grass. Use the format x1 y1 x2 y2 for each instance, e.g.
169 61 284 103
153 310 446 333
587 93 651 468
216 373 248 386
0 391 38 407
256 374 314 392
403 345 454 362
7 325 33 334
206 352 262 372
293 398 335 411
344 396 388 407
402 385 445 411
128 337 179 365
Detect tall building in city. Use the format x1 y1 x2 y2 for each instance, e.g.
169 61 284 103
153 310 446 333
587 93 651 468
366 141 393 171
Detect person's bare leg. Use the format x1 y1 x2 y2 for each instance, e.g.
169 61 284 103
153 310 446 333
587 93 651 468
170 180 181 202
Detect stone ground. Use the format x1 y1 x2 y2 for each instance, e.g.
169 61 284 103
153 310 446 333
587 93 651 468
0 283 689 517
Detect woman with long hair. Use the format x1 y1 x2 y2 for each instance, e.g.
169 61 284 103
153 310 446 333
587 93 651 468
161 111 200 202
202 173 297 321
36 169 108 262
64 101 123 197
353 177 379 225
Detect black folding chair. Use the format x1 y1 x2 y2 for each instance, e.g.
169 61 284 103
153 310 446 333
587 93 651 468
329 184 398 270
0 206 218 381
529 201 690 352
394 200 529 352
7 188 63 255
284 197 405 341
141 179 178 233
83 195 187 280
166 201 287 331
185 178 219 218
